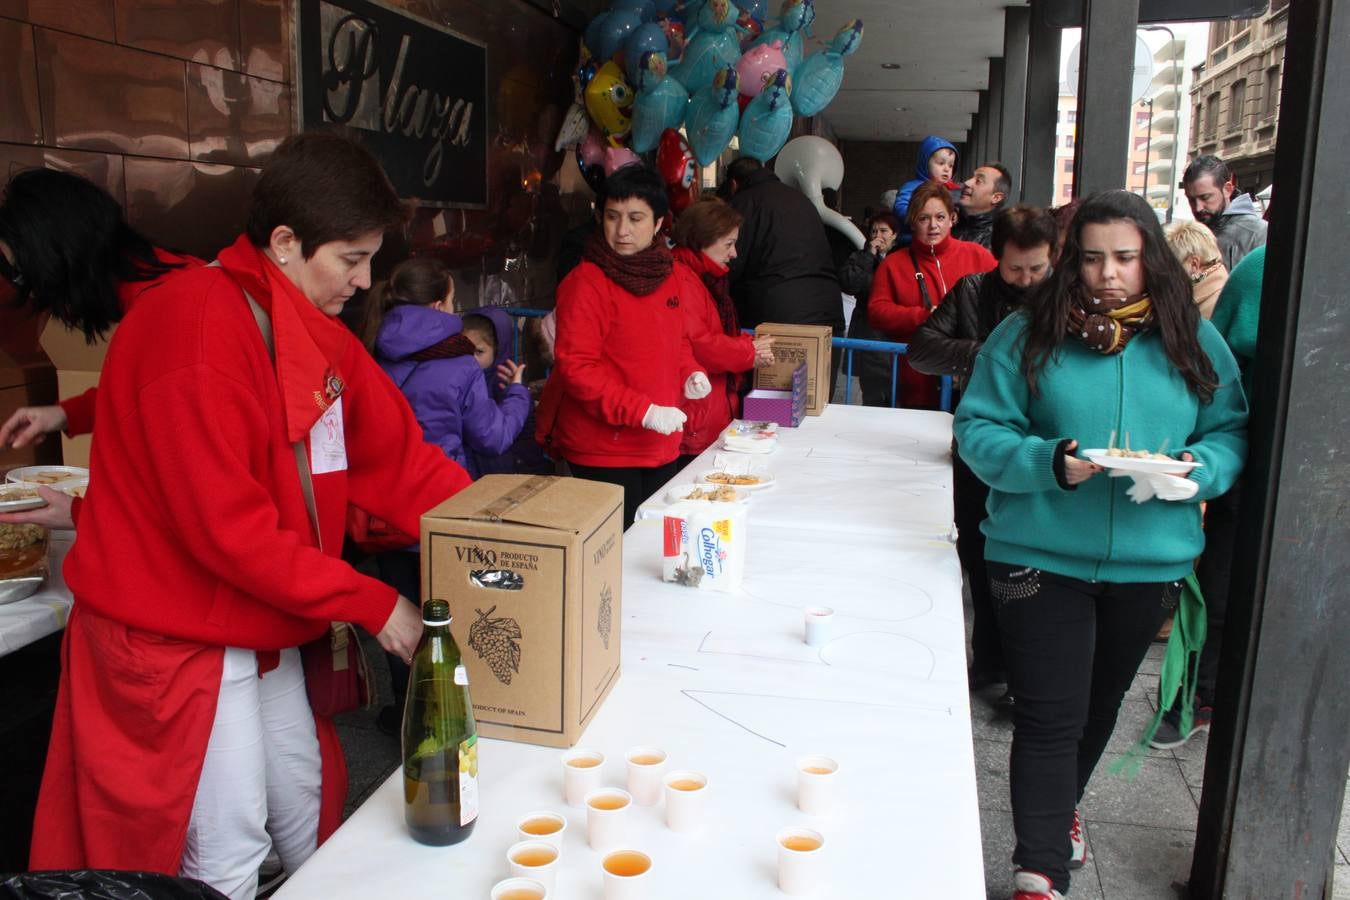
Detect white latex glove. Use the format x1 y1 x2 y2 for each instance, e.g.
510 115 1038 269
1124 471 1200 504
642 404 687 435
683 371 712 400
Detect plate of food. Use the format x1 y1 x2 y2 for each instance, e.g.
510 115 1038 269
6 465 90 487
0 484 46 513
664 483 751 505
0 523 48 604
697 469 776 491
721 421 779 454
1082 448 1202 474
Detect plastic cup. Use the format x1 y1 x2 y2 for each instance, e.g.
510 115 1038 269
624 746 668 806
804 607 835 647
663 770 708 833
777 826 825 895
561 748 605 806
585 787 632 851
602 849 652 900
516 810 567 849
506 840 559 895
490 875 548 899
796 755 838 814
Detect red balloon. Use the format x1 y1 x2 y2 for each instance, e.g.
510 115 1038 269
656 128 699 217
737 92 752 114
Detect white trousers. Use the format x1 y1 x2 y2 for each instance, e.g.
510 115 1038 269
180 647 321 900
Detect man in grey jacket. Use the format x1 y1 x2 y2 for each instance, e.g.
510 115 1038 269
1183 155 1267 270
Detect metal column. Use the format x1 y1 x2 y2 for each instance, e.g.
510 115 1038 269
1070 0 1139 195
1022 1 1060 206
998 7 1031 194
986 58 1006 172
974 89 991 170
1189 0 1350 896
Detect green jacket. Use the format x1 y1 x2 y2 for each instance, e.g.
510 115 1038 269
954 312 1248 583
1209 245 1265 397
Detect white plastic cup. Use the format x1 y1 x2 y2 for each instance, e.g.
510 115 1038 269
601 849 653 900
796 755 839 815
804 607 835 647
663 770 708 833
585 787 632 851
624 746 669 806
506 840 559 895
515 810 567 849
777 826 826 895
490 876 549 899
561 748 605 806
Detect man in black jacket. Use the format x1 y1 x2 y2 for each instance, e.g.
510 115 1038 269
951 162 1010 250
910 205 1057 698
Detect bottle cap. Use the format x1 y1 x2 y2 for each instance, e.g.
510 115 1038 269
423 599 451 624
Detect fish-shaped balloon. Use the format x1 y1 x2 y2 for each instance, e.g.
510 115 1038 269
685 66 741 166
584 61 635 147
670 0 741 92
737 68 792 161
623 21 669 76
790 19 862 117
631 51 691 153
753 0 812 72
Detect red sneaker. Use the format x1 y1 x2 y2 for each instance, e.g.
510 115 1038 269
1068 807 1089 869
1012 870 1065 900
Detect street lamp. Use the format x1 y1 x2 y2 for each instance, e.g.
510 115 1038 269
1140 98 1154 197
1139 24 1182 222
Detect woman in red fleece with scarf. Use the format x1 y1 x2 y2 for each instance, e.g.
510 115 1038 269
29 134 473 899
670 197 776 462
546 164 712 528
869 180 996 409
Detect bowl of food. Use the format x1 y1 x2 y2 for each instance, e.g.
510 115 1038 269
664 484 750 505
6 465 90 487
0 484 46 513
0 523 48 605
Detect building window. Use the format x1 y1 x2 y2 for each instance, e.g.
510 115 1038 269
1212 20 1230 45
1067 111 1077 124
1063 159 1074 173
1136 112 1150 128
1264 65 1281 118
1062 184 1073 199
1134 135 1149 150
1206 92 1221 139
1229 80 1247 132
1065 134 1075 149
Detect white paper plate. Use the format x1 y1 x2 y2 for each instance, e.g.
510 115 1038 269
6 465 90 487
697 469 776 491
664 484 752 506
720 437 777 454
1082 450 1202 474
0 485 45 512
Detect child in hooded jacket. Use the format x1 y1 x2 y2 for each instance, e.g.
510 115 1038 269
893 135 962 246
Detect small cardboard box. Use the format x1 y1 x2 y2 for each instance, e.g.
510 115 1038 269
753 323 832 416
38 319 115 468
742 363 807 427
422 475 625 748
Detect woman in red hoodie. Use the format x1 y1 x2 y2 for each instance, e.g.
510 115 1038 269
869 180 996 409
28 134 473 899
670 197 776 463
547 164 711 528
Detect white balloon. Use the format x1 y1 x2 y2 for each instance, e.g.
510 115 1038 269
773 136 864 249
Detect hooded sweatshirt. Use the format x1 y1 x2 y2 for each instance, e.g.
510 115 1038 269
1209 192 1267 270
466 306 553 477
375 304 530 478
893 135 962 245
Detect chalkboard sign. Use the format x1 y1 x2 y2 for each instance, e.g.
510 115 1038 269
1041 0 1269 26
296 0 488 208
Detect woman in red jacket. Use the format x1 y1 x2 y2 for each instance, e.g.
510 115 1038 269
868 180 996 408
670 197 775 462
28 134 473 899
548 164 712 528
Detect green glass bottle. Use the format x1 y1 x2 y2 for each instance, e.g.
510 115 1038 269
402 599 479 846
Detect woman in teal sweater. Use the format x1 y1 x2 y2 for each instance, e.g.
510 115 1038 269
954 190 1247 900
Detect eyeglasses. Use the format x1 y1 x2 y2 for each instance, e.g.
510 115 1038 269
0 250 27 299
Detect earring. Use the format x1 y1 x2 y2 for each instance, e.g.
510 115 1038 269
278 256 288 265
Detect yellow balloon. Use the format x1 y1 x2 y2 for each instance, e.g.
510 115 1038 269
585 61 635 147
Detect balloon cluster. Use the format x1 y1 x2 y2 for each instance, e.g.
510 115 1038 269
555 0 862 203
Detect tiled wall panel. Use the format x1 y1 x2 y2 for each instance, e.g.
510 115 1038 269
186 62 289 165
0 19 42 144
114 0 241 70
0 0 116 41
124 157 259 257
239 0 286 82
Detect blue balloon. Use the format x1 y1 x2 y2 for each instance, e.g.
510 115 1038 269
592 9 643 61
738 68 792 161
653 0 680 12
790 20 862 117
584 14 611 58
623 22 670 76
741 0 768 18
670 29 740 92
611 0 656 22
631 52 690 153
685 67 741 165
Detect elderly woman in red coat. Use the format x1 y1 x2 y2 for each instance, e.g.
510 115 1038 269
29 134 472 899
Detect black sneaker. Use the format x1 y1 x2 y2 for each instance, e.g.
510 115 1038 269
1150 706 1213 750
968 667 1008 690
257 852 286 898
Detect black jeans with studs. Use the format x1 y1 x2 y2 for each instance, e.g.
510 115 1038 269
989 562 1181 894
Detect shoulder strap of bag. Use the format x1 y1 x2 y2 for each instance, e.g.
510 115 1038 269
908 246 934 311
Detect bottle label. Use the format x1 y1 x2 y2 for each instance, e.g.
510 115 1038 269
454 664 469 686
458 734 479 827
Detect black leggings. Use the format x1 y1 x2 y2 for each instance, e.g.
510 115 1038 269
567 458 687 530
953 451 1000 675
990 562 1181 894
374 550 421 707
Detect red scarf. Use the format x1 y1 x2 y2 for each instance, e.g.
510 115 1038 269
674 246 738 337
409 331 476 362
582 232 673 297
216 235 351 444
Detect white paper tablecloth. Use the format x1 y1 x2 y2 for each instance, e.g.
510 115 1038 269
0 531 74 658
279 406 982 899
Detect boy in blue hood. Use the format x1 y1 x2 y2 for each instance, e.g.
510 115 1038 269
893 135 961 245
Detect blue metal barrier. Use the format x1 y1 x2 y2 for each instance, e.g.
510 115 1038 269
498 307 952 413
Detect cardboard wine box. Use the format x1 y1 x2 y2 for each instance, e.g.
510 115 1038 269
752 323 833 416
421 475 624 748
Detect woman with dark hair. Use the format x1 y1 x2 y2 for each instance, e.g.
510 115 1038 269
0 168 200 455
28 133 473 899
542 164 711 528
954 190 1247 900
670 197 775 462
868 180 995 408
839 211 902 407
